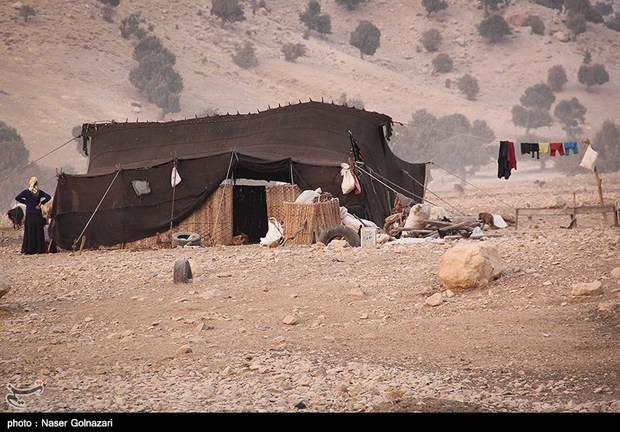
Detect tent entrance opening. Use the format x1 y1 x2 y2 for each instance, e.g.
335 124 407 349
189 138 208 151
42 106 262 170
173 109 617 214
232 185 268 244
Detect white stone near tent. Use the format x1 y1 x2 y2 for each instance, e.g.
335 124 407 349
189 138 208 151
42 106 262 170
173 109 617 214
437 243 503 289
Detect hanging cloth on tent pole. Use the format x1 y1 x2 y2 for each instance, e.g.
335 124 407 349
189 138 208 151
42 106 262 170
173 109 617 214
72 167 122 251
580 138 607 224
169 157 181 233
348 131 365 170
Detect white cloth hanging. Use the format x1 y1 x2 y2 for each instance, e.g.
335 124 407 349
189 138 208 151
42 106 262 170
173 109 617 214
579 145 598 171
171 166 182 187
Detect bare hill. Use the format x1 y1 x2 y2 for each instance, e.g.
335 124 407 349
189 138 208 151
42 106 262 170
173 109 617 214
1 0 620 177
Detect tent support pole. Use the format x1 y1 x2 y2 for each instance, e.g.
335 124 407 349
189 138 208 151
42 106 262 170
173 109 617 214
72 168 122 251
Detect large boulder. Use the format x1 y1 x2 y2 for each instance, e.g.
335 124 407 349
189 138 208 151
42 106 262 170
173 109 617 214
437 243 503 289
0 265 12 300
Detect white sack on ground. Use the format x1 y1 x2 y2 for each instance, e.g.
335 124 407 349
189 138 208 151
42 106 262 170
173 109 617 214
260 217 284 246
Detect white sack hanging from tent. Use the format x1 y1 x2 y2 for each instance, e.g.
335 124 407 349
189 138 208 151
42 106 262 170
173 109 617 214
579 144 598 171
171 165 182 187
340 163 356 194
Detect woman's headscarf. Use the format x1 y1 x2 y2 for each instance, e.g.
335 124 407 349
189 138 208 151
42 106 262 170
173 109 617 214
28 177 39 195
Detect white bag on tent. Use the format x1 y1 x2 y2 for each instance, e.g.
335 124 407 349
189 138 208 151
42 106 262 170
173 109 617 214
295 187 322 204
171 166 182 187
340 163 355 194
260 217 284 246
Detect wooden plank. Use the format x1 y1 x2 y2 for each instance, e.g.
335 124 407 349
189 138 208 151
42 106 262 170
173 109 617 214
515 205 618 228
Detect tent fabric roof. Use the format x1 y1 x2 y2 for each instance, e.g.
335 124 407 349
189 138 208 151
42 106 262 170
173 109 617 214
84 100 395 175
50 101 427 250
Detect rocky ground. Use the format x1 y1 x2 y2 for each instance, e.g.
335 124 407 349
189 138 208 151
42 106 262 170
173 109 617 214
1 173 620 414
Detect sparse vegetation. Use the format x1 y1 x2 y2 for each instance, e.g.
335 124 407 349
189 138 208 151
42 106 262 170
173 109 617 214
335 0 367 10
421 0 448 18
511 105 553 134
547 65 568 92
0 122 29 177
432 53 453 73
120 11 147 39
97 0 121 5
129 35 183 117
520 83 556 110
392 109 495 179
211 0 246 25
457 74 479 100
19 5 36 23
566 13 587 38
565 0 604 23
478 14 512 43
349 20 381 59
299 1 332 39
578 63 610 90
420 28 442 52
232 41 259 69
282 43 307 62
605 13 620 32
527 15 545 35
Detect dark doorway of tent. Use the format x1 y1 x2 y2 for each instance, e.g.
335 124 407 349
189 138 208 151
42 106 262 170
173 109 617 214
232 185 268 244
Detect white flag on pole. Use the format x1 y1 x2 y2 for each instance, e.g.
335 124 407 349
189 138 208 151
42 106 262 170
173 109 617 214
171 166 182 187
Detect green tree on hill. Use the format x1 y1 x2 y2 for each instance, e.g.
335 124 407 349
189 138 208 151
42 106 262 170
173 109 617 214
299 1 332 38
421 0 448 18
335 0 367 10
211 0 245 25
20 5 36 23
520 83 556 110
547 65 568 92
349 20 381 59
554 97 587 137
478 14 512 43
578 63 609 90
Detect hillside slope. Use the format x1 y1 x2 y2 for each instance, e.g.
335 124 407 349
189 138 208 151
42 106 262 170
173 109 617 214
1 0 620 176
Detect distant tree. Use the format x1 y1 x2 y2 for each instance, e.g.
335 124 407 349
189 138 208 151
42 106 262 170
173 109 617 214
120 11 147 39
457 74 479 100
349 20 381 59
478 14 512 43
593 1 613 16
592 120 620 172
578 63 610 90
511 105 553 134
0 122 29 176
532 0 563 10
97 0 120 6
605 13 620 32
299 1 332 38
565 0 603 23
101 4 115 23
566 13 587 38
210 0 245 25
582 49 592 64
337 92 364 109
281 43 307 62
250 0 269 14
520 83 556 110
547 65 568 92
232 41 259 69
391 110 496 179
432 53 453 73
480 0 503 16
420 28 442 52
129 35 183 117
554 97 587 137
19 5 36 23
527 15 545 35
421 0 448 18
335 0 367 10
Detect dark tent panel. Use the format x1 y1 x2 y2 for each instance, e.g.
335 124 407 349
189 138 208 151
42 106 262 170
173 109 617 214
49 101 427 250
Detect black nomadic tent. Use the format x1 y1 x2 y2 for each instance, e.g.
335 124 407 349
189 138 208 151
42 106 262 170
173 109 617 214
49 101 427 250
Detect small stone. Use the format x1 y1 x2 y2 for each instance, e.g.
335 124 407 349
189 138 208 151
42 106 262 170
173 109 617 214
282 315 297 325
175 345 192 355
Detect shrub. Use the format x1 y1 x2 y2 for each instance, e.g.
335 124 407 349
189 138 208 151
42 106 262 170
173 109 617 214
432 53 453 73
350 20 381 59
478 14 512 43
527 15 545 35
547 65 568 92
420 28 442 52
457 74 479 100
281 43 307 62
211 0 245 25
232 42 259 69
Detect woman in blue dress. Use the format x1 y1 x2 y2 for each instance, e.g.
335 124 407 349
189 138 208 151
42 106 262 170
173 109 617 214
15 177 52 255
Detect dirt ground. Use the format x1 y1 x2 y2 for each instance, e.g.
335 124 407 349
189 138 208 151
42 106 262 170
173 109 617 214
1 172 620 414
